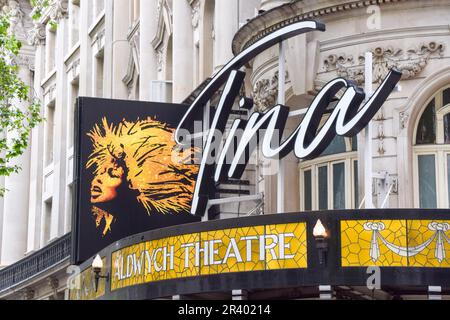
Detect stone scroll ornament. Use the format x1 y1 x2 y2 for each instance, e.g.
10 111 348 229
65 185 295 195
175 20 402 217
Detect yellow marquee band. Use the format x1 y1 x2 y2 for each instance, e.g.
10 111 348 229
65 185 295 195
110 223 308 292
68 213 450 300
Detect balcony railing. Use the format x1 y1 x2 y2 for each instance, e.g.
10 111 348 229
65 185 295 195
0 233 71 293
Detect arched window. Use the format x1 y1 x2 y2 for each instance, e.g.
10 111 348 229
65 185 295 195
413 86 450 208
300 136 359 211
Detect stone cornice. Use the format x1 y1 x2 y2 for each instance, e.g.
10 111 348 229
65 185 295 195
27 0 69 46
232 0 411 56
30 0 68 25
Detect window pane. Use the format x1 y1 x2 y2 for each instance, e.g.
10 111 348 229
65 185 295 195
418 155 437 208
444 88 450 107
444 113 450 144
333 163 345 209
321 136 346 156
304 170 312 211
351 137 358 151
318 166 328 210
416 99 436 145
354 160 359 208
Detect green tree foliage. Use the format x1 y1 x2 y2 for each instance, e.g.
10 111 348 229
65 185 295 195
0 13 43 195
30 0 57 29
30 0 50 20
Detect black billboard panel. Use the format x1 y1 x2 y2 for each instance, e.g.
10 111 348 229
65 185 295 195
72 97 201 264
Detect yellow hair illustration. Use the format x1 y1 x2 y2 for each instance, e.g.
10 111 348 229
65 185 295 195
86 117 198 215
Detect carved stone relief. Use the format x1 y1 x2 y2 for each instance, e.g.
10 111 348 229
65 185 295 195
399 111 409 130
49 0 69 21
2 0 33 42
27 22 46 45
323 42 445 85
252 71 289 111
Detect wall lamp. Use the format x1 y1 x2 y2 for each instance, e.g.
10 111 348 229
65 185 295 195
92 254 109 292
313 219 329 266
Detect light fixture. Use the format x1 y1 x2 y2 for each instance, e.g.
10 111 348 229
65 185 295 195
313 219 329 265
313 219 328 238
92 254 109 292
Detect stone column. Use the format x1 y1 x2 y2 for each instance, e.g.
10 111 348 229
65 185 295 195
111 0 130 99
139 0 158 101
213 0 238 72
0 56 34 265
26 24 46 253
78 0 92 96
172 0 194 102
102 0 114 98
50 13 69 241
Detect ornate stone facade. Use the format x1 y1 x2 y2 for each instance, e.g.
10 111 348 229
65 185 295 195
252 71 289 111
0 0 450 300
236 0 450 216
323 42 445 85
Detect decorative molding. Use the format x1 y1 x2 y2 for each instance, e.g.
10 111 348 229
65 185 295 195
377 123 386 155
43 83 56 106
190 0 200 29
391 177 398 195
323 53 364 85
252 73 278 111
323 42 445 85
14 53 35 71
399 111 409 130
67 58 80 83
123 52 137 90
27 0 69 44
123 25 140 98
23 288 35 300
374 107 387 156
49 0 68 21
123 20 140 86
2 1 24 36
92 28 105 57
27 21 46 45
252 71 289 111
156 47 164 72
48 277 60 300
151 0 172 50
375 107 386 121
2 0 34 42
47 277 59 290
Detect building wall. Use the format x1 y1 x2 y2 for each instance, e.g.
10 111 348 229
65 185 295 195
241 0 450 213
0 0 449 299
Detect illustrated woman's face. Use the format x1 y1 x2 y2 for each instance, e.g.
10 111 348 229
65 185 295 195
90 158 124 203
